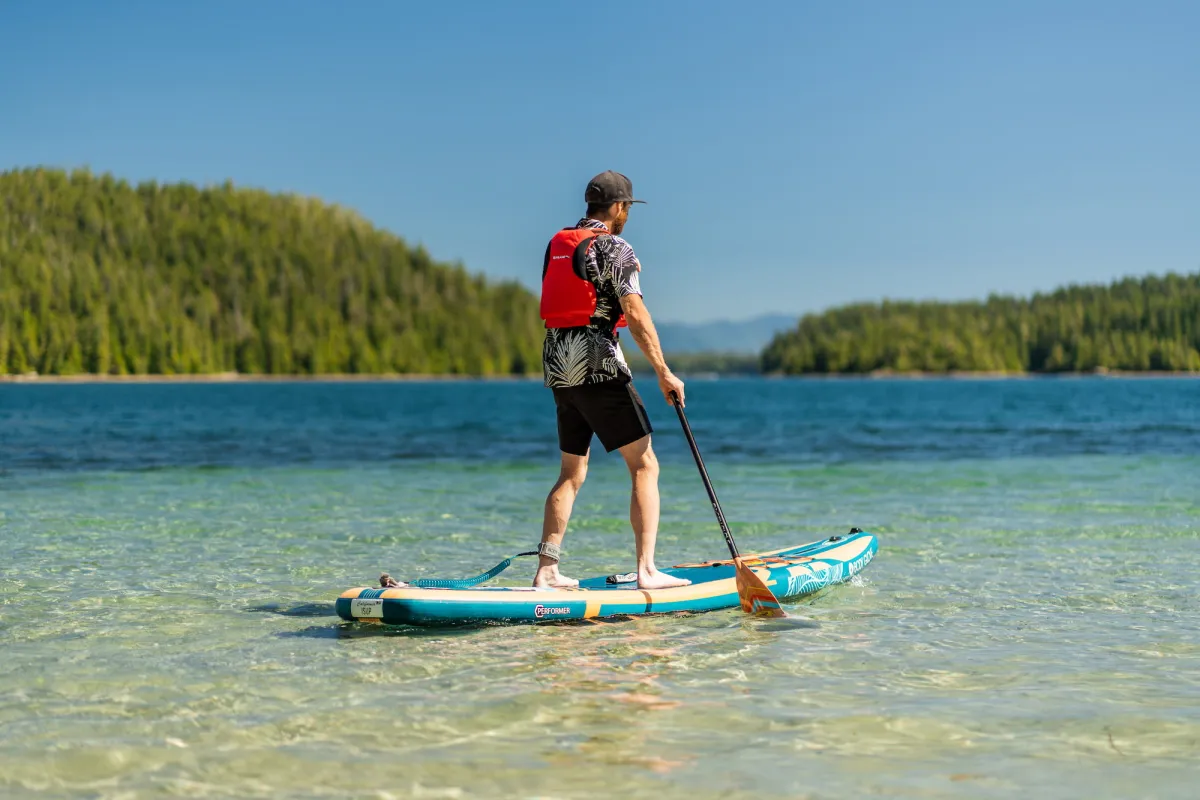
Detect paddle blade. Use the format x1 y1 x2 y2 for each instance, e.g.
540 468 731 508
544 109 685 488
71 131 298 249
734 557 788 618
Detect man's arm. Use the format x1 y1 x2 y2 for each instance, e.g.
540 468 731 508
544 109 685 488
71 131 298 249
620 293 685 406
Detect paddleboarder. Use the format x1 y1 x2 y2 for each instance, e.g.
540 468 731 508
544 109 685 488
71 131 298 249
535 170 691 591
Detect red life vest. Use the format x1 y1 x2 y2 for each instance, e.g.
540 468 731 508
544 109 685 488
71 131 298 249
539 227 628 331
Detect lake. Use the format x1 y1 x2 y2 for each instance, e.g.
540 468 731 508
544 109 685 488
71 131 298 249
2 378 1198 798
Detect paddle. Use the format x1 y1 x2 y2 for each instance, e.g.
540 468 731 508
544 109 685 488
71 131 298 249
670 393 787 618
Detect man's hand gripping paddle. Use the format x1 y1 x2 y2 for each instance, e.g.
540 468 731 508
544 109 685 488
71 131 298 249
670 393 787 618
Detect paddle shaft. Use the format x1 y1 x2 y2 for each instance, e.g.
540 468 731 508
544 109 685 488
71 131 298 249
671 394 741 560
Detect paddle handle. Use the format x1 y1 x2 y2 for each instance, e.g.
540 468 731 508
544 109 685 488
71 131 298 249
671 393 741 560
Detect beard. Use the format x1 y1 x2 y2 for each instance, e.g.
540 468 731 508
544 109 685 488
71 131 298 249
611 210 629 235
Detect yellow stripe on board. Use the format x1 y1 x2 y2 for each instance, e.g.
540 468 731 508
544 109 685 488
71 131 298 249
784 538 871 577
372 577 738 604
343 537 872 604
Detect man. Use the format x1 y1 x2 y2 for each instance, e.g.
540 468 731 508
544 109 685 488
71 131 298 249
534 170 691 591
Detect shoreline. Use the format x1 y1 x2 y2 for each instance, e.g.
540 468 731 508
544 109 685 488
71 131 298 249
2 369 1198 384
0 372 543 384
796 369 1200 380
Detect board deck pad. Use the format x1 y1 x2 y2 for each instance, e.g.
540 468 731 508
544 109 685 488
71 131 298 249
336 531 877 627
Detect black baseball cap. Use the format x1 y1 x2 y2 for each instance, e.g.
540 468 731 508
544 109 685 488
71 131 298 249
584 170 646 205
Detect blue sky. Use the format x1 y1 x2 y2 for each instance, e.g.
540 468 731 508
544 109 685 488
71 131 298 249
2 1 1197 323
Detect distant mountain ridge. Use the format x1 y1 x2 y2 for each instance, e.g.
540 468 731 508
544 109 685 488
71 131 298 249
653 314 796 354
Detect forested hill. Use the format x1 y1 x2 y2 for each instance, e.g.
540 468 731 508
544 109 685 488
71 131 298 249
0 168 543 376
762 273 1200 374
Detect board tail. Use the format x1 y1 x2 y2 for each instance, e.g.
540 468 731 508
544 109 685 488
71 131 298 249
734 557 787 618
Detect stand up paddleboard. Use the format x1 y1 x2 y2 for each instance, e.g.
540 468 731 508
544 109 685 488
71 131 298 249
336 529 877 626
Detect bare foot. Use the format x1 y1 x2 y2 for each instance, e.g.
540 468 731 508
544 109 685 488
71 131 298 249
637 568 691 590
380 573 408 588
533 565 579 589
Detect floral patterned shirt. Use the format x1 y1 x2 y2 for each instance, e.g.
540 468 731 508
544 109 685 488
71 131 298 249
542 218 642 388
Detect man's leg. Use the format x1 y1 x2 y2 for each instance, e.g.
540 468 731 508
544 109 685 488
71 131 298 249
618 435 691 590
533 451 588 588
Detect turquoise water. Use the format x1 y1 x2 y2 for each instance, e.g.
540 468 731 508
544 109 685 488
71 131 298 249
2 379 1198 798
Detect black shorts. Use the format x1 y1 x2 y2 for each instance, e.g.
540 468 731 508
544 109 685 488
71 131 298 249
552 380 653 456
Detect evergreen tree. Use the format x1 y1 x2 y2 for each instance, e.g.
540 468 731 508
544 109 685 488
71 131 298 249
762 273 1200 374
0 168 543 376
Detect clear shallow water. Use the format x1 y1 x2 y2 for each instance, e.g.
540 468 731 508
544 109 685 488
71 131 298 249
1 379 1198 799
